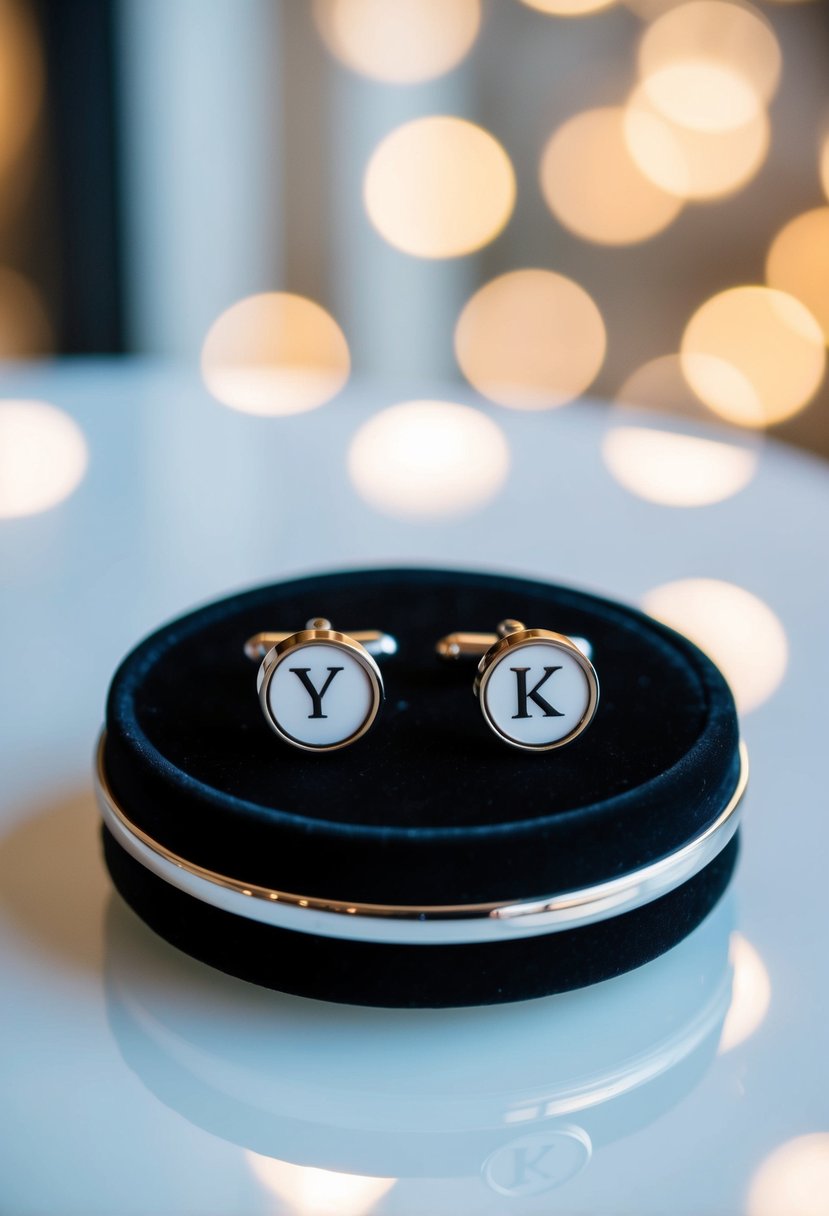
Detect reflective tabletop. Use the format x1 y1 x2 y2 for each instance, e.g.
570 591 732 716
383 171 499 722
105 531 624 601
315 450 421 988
1 361 827 1215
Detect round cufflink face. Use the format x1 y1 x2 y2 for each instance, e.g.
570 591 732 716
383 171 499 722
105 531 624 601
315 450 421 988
476 630 599 752
257 631 383 752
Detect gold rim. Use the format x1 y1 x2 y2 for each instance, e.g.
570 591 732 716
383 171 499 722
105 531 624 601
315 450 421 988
257 628 383 753
475 629 600 753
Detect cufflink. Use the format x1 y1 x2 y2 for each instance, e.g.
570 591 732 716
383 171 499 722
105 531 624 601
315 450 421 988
245 619 397 752
436 619 599 752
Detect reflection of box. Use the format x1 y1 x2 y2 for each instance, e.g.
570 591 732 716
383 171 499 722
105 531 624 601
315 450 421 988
96 568 745 1007
104 891 734 1196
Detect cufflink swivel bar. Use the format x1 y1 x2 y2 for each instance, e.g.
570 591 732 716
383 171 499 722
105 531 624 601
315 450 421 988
436 620 592 661
244 619 399 662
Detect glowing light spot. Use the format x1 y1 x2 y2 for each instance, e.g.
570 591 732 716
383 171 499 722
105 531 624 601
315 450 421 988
246 1152 396 1216
642 578 788 713
617 352 724 416
348 400 509 519
313 0 480 83
641 60 761 134
681 287 826 428
518 0 616 14
0 0 43 179
602 427 755 507
364 117 515 259
0 268 53 357
680 357 763 428
455 269 605 409
820 138 829 202
0 400 88 519
612 353 760 504
624 85 768 200
719 933 771 1053
748 1136 829 1216
201 293 350 416
766 208 829 345
540 108 683 245
639 2 781 132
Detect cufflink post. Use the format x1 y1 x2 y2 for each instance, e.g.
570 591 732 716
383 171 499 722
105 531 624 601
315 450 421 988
245 620 398 662
436 621 592 661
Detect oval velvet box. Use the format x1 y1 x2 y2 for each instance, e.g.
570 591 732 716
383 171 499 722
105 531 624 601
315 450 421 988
99 567 744 1006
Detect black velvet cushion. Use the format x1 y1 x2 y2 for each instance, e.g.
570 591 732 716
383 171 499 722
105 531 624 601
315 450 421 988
104 568 740 905
103 826 737 1007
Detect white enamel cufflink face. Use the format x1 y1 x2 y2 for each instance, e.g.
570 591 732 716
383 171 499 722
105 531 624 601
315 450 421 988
437 619 599 752
244 619 396 752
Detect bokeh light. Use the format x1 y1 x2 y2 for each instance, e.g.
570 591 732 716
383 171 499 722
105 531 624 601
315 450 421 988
820 138 829 202
364 117 515 258
246 1152 396 1216
0 400 88 519
602 426 756 506
616 352 734 417
766 208 829 344
0 268 53 357
681 287 826 428
454 269 606 409
719 932 772 1053
540 107 683 245
607 354 759 505
348 399 509 519
624 85 769 200
0 0 43 180
747 1136 829 1216
201 292 350 416
640 61 761 134
642 578 788 713
313 0 481 84
518 0 617 14
638 2 780 133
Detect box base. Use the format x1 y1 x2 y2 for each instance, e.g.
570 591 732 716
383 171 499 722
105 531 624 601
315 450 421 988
102 826 738 1008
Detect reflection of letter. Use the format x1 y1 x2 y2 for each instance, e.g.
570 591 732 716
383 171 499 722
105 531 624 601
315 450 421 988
507 1142 557 1189
510 666 564 719
290 667 344 718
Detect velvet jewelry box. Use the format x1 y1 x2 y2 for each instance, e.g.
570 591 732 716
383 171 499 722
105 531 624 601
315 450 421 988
96 568 746 1008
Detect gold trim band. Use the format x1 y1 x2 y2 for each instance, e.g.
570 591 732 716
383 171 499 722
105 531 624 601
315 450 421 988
95 733 747 945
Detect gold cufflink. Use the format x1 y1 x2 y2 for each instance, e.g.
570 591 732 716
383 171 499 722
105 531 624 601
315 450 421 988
436 619 599 752
245 619 397 752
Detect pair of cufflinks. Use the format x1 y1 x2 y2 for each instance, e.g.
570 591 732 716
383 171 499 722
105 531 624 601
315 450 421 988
244 617 599 755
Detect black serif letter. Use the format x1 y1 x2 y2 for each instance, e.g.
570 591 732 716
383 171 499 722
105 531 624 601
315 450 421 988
511 666 564 719
290 667 344 718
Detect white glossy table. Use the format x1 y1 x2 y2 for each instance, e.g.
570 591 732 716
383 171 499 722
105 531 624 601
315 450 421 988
1 361 827 1216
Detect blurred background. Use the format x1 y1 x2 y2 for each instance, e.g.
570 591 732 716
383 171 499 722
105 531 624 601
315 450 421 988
0 0 827 462
2 7 829 1213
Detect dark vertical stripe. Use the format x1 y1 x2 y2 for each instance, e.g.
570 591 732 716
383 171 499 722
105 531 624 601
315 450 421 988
34 0 124 352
